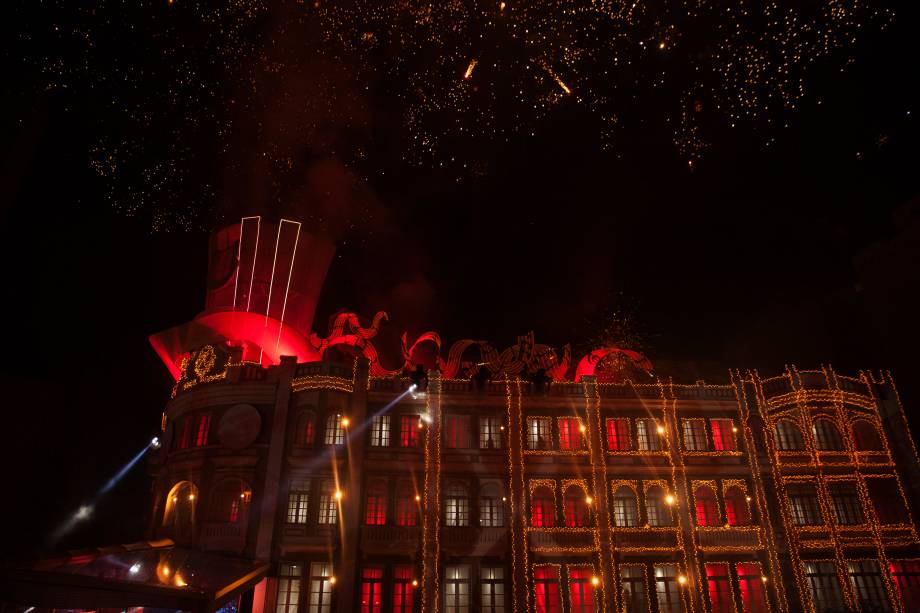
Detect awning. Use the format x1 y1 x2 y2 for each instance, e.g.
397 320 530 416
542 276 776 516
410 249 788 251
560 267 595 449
0 539 269 613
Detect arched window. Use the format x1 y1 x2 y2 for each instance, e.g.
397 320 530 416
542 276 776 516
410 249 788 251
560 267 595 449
365 480 388 525
209 479 247 523
163 481 198 528
852 420 883 451
694 485 720 526
564 485 591 528
813 418 843 451
479 484 504 527
724 487 751 526
645 486 672 527
444 482 469 527
612 486 639 527
774 420 805 451
293 410 316 447
531 486 556 528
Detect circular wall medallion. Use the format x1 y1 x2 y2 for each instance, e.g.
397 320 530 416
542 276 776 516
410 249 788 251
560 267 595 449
218 404 262 450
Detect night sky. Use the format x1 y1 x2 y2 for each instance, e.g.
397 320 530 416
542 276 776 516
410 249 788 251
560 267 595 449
2 0 919 557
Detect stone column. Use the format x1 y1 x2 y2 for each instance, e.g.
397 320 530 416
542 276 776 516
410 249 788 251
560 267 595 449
505 377 530 612
254 356 297 560
334 358 370 613
421 370 443 612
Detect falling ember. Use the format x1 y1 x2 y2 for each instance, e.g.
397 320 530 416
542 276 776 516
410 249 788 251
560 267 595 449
464 59 478 80
539 61 571 95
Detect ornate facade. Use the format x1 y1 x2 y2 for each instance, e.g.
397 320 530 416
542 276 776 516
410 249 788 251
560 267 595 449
151 350 920 613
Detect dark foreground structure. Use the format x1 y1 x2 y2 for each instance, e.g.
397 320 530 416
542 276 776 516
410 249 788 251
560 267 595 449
4 218 920 613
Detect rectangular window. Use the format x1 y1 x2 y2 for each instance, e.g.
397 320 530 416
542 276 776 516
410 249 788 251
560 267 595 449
654 564 684 613
705 563 733 613
848 560 891 612
324 414 345 445
286 479 310 524
606 418 632 451
445 415 471 449
275 563 301 613
360 567 384 613
195 413 212 447
788 484 823 525
568 567 597 613
307 562 333 613
830 482 865 525
737 563 768 613
480 416 503 449
805 561 845 613
400 415 420 447
396 481 418 526
621 566 648 613
444 486 470 527
370 415 391 447
869 478 911 524
175 417 192 450
533 566 561 613
711 419 737 451
364 482 387 525
480 492 504 527
891 561 920 611
682 419 708 451
558 417 584 450
444 565 471 613
393 565 416 613
636 419 662 451
527 417 553 450
317 481 338 525
481 567 506 613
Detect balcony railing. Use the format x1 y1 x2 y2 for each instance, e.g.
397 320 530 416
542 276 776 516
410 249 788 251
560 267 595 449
613 528 680 550
528 528 595 552
199 522 245 553
361 525 420 553
441 527 508 554
696 526 762 550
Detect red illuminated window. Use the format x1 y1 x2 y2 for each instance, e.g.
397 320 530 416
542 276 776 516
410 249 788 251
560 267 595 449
852 420 883 451
606 418 632 451
694 486 720 526
568 567 596 613
711 419 737 451
210 479 245 523
195 413 212 447
564 486 590 527
395 481 418 526
725 486 751 526
531 487 555 527
737 563 768 613
400 415 420 447
890 561 920 612
534 566 561 613
364 480 387 525
706 564 733 613
393 565 416 613
445 415 470 449
868 478 911 524
174 417 192 450
360 567 384 613
294 411 315 447
559 418 583 450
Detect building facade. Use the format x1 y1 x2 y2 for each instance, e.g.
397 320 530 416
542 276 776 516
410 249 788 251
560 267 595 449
151 350 920 613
